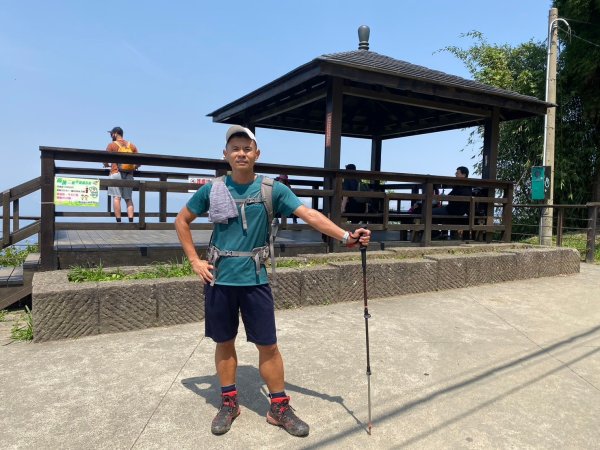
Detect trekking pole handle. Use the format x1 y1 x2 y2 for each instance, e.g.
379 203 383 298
356 227 369 250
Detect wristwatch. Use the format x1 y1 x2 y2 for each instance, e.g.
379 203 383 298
341 231 350 245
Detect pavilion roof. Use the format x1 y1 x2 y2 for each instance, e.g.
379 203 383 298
208 49 550 139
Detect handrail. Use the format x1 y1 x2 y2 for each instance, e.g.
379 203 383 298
33 146 517 269
2 176 42 249
5 145 595 271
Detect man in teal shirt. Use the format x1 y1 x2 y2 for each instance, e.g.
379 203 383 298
175 125 370 437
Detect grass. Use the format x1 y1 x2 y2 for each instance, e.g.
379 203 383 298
275 259 320 269
0 243 39 267
519 232 600 262
68 259 194 283
66 234 600 282
10 306 33 341
0 309 7 322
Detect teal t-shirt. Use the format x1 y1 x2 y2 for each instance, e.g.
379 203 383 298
186 175 303 286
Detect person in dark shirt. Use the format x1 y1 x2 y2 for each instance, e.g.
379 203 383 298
432 166 472 216
341 164 365 222
275 174 297 223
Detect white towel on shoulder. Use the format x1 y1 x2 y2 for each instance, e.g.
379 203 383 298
208 178 239 224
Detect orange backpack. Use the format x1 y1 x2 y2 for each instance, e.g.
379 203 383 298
114 141 136 172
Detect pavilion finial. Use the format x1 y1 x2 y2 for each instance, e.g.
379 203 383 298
358 25 370 50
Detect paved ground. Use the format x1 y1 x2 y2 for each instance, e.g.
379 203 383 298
2 265 600 449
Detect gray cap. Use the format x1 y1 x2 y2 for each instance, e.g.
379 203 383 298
226 125 256 144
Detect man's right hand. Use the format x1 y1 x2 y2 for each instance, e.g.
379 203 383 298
191 259 214 284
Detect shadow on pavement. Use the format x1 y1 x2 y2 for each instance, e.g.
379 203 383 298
181 364 366 430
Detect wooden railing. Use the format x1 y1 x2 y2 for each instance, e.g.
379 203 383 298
34 147 515 269
2 177 42 249
512 203 600 262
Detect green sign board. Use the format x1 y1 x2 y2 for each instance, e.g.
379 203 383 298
54 177 100 207
531 166 550 201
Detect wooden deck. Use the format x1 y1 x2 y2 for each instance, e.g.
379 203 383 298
53 229 418 268
54 229 328 268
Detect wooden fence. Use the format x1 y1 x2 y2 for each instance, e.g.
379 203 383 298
3 146 519 269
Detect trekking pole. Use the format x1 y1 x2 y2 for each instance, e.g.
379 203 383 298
360 234 373 435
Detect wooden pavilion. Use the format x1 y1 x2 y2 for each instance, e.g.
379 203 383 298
208 25 549 189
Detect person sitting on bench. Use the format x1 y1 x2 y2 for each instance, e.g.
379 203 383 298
341 164 365 223
432 166 472 216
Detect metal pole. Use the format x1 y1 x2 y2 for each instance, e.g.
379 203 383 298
360 243 372 435
540 9 570 245
586 204 598 263
540 7 558 246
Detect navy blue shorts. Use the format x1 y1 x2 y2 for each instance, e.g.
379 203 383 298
204 284 277 346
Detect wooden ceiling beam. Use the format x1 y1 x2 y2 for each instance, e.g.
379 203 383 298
249 88 327 123
343 85 491 117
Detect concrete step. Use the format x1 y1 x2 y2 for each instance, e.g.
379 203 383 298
31 245 581 342
23 253 41 271
0 266 24 287
0 264 33 310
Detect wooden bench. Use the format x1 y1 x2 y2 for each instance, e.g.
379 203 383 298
411 215 485 242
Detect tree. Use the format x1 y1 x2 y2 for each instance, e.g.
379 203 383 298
441 32 547 206
443 14 600 209
553 0 600 200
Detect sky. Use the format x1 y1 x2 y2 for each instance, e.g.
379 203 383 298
0 0 554 214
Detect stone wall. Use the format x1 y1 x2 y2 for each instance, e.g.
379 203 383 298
32 245 581 342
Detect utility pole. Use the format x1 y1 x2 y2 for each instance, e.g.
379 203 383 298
540 8 558 246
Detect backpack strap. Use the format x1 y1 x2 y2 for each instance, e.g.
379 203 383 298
261 176 275 226
260 177 279 287
206 244 269 286
113 140 131 151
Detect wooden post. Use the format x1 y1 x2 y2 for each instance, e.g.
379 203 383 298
483 108 500 243
422 182 433 246
330 175 343 252
323 77 343 217
138 181 146 230
383 193 389 230
13 198 19 233
370 137 382 172
2 190 10 247
586 204 598 263
502 184 514 242
40 149 56 270
482 107 500 180
159 174 167 222
556 207 564 247
107 188 112 215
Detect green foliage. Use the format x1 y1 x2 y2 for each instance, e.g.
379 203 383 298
68 259 194 283
11 306 33 341
275 259 319 268
554 0 600 126
519 232 600 262
442 25 600 228
0 243 39 267
441 32 547 207
0 310 7 322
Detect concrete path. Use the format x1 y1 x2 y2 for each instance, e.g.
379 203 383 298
2 265 600 449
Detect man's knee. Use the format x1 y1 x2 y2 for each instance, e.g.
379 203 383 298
256 343 279 356
217 338 236 349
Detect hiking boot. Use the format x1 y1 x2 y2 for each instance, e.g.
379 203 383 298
266 397 309 437
211 393 240 435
